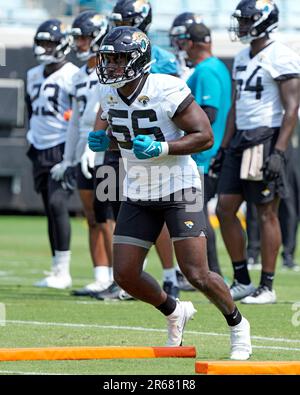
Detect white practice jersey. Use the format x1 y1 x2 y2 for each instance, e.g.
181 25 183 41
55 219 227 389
71 66 100 138
100 73 201 200
27 62 79 149
233 41 300 130
70 66 103 165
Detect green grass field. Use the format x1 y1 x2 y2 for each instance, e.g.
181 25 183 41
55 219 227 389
0 215 300 375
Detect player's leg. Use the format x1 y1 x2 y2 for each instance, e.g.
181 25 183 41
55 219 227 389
216 194 255 299
279 196 299 269
166 189 251 360
203 174 222 276
278 149 299 270
29 144 71 288
112 200 165 301
216 150 255 300
155 224 179 299
241 198 280 304
27 144 56 271
246 203 261 269
44 175 72 288
71 187 113 296
113 200 196 346
40 187 56 259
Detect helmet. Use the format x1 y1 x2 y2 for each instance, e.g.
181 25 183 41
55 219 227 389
96 26 151 88
34 19 71 65
70 11 109 61
229 0 279 44
169 12 210 48
110 0 152 33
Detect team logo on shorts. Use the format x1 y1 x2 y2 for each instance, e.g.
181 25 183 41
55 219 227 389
261 188 271 197
184 220 194 229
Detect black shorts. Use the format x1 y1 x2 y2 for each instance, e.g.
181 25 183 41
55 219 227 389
204 174 218 204
76 163 94 190
114 188 207 249
94 151 123 223
218 139 289 204
26 143 64 193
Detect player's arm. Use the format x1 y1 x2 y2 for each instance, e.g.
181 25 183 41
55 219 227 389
261 78 300 181
168 100 214 155
94 106 109 131
202 106 217 124
25 93 33 121
219 85 236 149
208 86 236 177
275 78 300 151
50 97 78 181
133 99 213 159
89 106 119 151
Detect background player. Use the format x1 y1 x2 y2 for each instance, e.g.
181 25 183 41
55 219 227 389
215 0 300 303
50 11 115 296
26 19 78 289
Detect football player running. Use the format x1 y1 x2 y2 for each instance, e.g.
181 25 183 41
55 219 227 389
50 11 116 296
88 26 252 360
26 19 78 289
102 0 181 299
215 0 300 303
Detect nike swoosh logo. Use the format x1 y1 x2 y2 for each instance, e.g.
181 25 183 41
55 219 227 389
147 145 156 154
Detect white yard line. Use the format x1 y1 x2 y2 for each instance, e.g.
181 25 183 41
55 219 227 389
6 320 300 345
253 345 300 351
0 370 67 375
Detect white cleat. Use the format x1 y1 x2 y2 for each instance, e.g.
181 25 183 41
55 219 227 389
230 317 252 361
71 280 113 296
230 280 256 301
34 274 72 289
166 300 197 346
241 285 276 304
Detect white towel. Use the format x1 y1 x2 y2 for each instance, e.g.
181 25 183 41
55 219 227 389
240 144 264 181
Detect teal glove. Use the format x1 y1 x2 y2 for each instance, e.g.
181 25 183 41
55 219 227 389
88 130 110 152
133 135 169 160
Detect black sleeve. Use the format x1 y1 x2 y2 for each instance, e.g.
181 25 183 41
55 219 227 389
173 93 194 117
25 93 33 121
202 105 218 124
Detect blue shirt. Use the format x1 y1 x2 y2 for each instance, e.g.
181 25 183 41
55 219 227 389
187 57 231 173
151 45 178 75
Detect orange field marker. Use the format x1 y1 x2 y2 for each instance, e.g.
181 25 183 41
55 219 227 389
0 346 196 361
195 361 300 375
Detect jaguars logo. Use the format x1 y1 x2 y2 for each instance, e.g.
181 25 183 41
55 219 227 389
256 0 273 12
132 31 149 53
107 95 118 105
138 95 150 106
184 221 194 229
91 14 105 27
133 0 150 16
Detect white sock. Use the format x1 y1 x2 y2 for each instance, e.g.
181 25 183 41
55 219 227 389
51 256 57 270
163 268 178 286
55 250 71 276
94 266 111 284
108 267 114 282
167 300 180 318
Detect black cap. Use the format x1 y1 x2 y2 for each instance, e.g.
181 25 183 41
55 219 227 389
189 23 211 43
